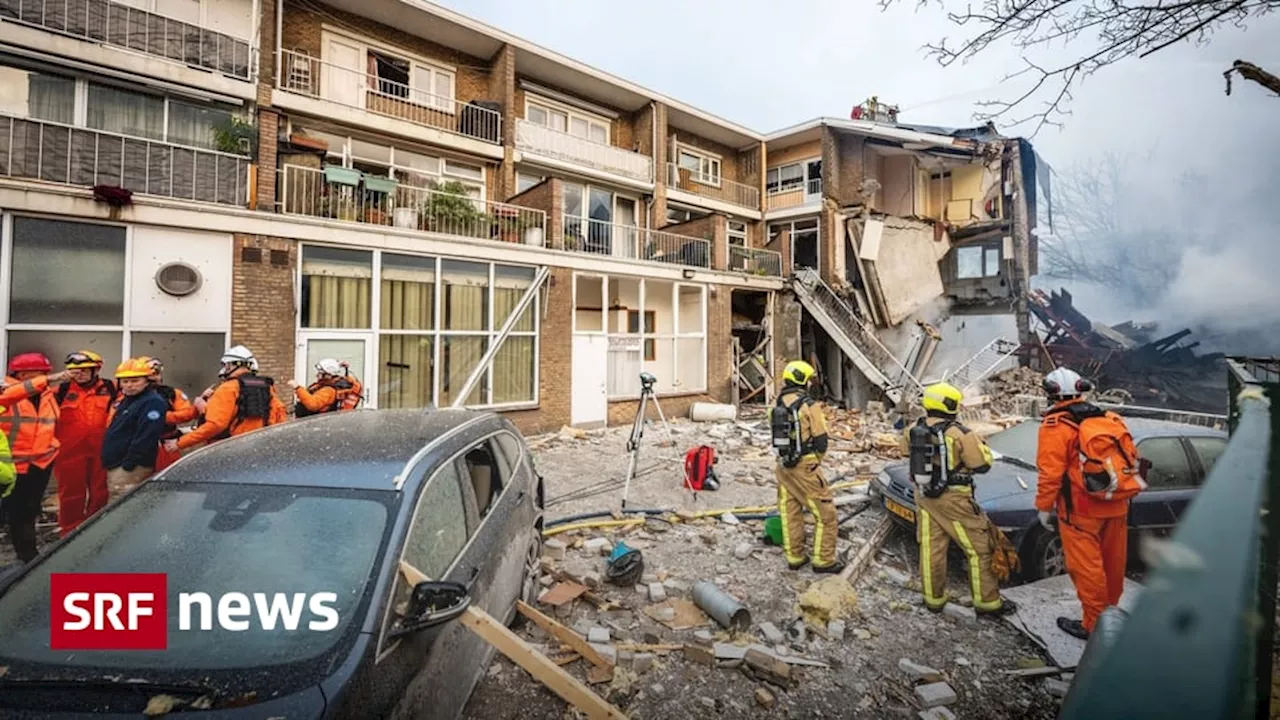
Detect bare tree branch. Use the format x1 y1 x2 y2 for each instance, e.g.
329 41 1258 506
883 0 1280 132
1225 59 1280 94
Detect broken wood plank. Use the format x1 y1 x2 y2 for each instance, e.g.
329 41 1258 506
460 606 628 720
586 664 615 685
541 564 621 611
515 600 614 671
552 652 582 666
540 582 588 606
839 514 894 583
1002 665 1077 678
614 643 684 653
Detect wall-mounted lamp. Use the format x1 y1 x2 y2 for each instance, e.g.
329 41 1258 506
682 268 695 279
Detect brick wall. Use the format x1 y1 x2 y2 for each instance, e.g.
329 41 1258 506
662 215 728 271
669 129 746 185
705 285 732 401
506 178 561 249
765 222 792 276
827 130 867 207
635 103 655 157
650 103 669 228
502 266 573 435
512 76 638 154
775 292 803 373
820 202 839 284
231 235 297 403
767 140 822 169
281 0 495 108
255 110 279 210
489 44 516 200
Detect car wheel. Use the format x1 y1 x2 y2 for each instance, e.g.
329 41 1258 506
1024 527 1067 580
509 537 542 629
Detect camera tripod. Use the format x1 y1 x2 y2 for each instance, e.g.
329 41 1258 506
621 372 675 509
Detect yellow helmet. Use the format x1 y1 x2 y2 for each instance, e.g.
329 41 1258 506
114 357 153 379
65 350 104 370
922 382 963 415
782 360 816 386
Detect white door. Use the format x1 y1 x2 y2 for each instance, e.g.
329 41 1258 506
613 197 638 260
296 334 374 405
571 335 608 427
322 35 365 108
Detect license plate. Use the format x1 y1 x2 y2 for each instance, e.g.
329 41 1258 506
885 497 916 523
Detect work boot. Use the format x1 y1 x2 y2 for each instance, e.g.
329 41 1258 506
812 559 846 575
978 598 1019 618
1057 617 1090 640
788 558 810 571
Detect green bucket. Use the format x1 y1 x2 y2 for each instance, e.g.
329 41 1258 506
764 515 784 545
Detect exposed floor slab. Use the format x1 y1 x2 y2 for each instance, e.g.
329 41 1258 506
1000 573 1143 668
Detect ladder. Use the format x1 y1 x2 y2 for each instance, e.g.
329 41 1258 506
792 268 923 406
942 337 1020 395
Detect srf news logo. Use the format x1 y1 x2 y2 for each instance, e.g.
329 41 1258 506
50 573 339 650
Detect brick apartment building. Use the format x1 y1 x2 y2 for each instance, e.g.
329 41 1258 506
0 0 1042 434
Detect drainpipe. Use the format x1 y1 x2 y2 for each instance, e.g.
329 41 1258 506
274 0 283 90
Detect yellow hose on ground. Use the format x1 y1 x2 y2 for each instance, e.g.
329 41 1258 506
543 518 646 537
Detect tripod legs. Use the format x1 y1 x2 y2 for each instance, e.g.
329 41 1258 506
621 387 671 509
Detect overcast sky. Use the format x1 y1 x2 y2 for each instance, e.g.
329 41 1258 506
441 0 1280 348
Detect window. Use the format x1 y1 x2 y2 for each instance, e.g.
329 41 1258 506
1136 438 1196 489
766 159 821 197
4 217 228 400
463 440 504 518
0 66 74 124
1188 437 1227 480
666 205 707 225
628 310 656 361
955 244 1001 279
494 432 524 477
301 246 373 329
370 51 411 99
516 173 545 194
677 146 722 185
728 221 747 247
168 101 237 152
298 127 484 197
770 218 820 270
526 98 609 145
595 276 706 398
87 84 165 140
403 462 469 579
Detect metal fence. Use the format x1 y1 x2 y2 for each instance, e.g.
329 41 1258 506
666 162 760 209
0 0 254 80
728 245 782 277
1000 393 1229 429
562 215 710 268
0 114 250 206
1061 357 1279 718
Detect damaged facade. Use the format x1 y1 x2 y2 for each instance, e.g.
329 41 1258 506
0 0 1043 430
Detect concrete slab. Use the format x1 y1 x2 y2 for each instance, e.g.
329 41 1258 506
1000 574 1143 668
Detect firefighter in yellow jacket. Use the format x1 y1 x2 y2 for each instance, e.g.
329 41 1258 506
902 382 1017 616
770 361 844 573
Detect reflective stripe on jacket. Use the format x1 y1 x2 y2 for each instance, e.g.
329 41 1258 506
0 375 61 473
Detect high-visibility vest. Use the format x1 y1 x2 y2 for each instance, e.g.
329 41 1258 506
0 376 61 473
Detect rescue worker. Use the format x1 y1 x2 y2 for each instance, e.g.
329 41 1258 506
101 358 168 497
289 358 363 416
902 382 1017 617
140 357 196 472
53 350 116 536
164 345 286 456
1034 367 1123 640
0 353 68 562
770 360 844 573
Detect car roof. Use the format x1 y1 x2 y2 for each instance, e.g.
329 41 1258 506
1122 417 1228 440
154 409 497 491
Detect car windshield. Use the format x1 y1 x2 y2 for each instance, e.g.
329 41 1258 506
984 420 1041 462
0 481 391 673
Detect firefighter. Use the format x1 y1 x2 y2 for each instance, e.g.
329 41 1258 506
1035 367 1124 640
769 360 844 573
0 353 68 562
101 358 168 497
163 345 286 455
140 357 197 472
903 382 1017 616
289 358 363 417
53 350 116 536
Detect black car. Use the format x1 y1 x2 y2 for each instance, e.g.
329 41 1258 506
0 408 545 719
871 416 1228 580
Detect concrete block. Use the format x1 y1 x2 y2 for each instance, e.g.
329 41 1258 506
585 537 613 555
543 539 567 560
632 652 655 674
589 642 617 665
587 627 611 644
684 644 715 667
827 620 846 641
914 682 957 708
1044 677 1071 698
918 708 957 720
759 622 785 644
898 658 945 683
734 542 753 560
647 583 668 603
693 630 715 646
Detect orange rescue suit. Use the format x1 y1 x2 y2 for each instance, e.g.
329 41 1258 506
176 374 287 451
154 384 196 472
54 378 116 536
0 375 61 474
1035 398 1130 632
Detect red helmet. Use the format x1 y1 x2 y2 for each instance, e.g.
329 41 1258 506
8 352 53 374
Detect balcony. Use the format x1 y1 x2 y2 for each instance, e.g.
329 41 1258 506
281 164 546 245
278 50 502 146
0 0 254 80
766 178 822 211
562 216 709 268
729 246 782 277
0 114 250 205
667 163 759 210
516 119 652 184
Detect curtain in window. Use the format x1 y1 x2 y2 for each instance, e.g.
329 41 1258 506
87 84 164 140
305 275 371 328
442 261 487 331
378 334 433 409
169 102 232 151
27 73 75 124
440 336 486 406
380 278 434 330
492 337 534 404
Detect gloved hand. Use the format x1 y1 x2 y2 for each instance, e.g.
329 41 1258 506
1037 511 1055 532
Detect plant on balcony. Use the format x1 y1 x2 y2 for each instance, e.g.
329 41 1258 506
318 193 358 222
212 116 258 157
422 181 489 238
92 185 133 220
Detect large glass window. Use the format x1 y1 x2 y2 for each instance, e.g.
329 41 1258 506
403 463 469 579
1136 438 1196 489
0 66 75 124
87 84 166 140
301 246 373 329
526 98 609 145
599 276 705 398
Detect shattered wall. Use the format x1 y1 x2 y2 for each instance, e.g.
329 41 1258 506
854 216 949 326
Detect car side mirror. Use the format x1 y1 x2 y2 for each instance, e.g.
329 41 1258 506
389 580 471 639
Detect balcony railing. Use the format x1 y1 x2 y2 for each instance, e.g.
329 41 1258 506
281 164 546 244
0 114 250 205
516 119 652 183
278 50 501 145
766 178 822 211
562 215 709 268
666 163 760 210
0 0 254 80
729 245 782 277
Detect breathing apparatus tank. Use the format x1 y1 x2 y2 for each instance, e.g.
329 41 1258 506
908 418 948 498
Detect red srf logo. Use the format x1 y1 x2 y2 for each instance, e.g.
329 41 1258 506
49 573 168 650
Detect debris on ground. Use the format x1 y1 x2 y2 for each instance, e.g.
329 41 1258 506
797 575 859 631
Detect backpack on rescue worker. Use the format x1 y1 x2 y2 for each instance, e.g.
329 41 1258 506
1054 403 1148 501
986 517 1022 582
908 417 952 499
770 394 806 468
683 445 720 492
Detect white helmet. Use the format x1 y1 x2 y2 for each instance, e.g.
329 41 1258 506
218 344 257 378
315 358 343 376
1043 367 1093 399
